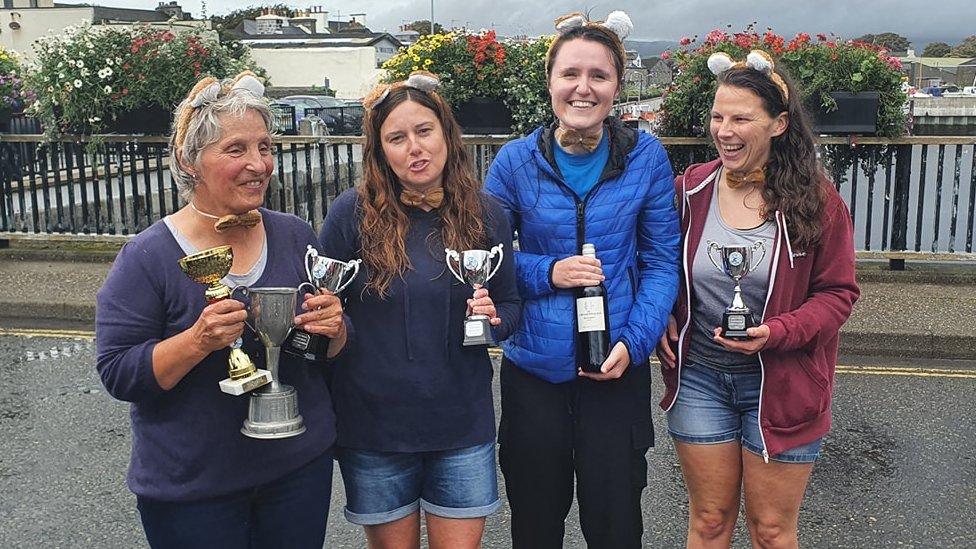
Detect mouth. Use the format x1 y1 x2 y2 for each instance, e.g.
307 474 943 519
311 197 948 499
409 159 430 172
569 100 597 110
240 179 267 190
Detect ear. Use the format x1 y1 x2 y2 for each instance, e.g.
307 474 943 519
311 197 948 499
175 150 196 178
771 111 789 138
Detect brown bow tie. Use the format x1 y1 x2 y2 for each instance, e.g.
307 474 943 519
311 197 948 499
400 187 444 209
726 168 766 188
556 127 602 152
213 210 262 232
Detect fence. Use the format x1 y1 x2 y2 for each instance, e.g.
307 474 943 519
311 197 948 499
1 134 975 268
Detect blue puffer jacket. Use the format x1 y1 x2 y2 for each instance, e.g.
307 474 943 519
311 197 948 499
485 119 681 383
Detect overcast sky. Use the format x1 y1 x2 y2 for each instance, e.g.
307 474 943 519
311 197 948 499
60 0 975 46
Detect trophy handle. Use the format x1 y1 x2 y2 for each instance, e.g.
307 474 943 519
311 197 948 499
445 248 465 283
334 259 362 294
706 241 724 273
485 244 505 282
297 282 318 296
749 241 767 273
304 245 319 284
230 285 256 332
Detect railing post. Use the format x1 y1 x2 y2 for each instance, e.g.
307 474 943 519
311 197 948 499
889 144 913 271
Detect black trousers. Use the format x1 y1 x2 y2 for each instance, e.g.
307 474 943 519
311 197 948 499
498 357 654 549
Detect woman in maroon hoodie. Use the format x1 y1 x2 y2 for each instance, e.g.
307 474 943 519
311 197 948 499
657 51 859 548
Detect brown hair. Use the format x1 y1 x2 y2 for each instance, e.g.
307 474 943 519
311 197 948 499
358 85 487 296
717 65 826 249
545 23 627 88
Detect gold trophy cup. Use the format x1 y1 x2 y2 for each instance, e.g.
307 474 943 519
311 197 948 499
178 246 272 395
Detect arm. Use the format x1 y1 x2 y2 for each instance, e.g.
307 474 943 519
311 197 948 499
618 150 682 365
762 196 860 352
484 197 522 342
483 146 560 300
315 191 361 359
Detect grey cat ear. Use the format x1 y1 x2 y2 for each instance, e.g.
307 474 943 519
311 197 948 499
554 12 586 34
189 81 221 108
602 11 633 40
232 74 266 98
405 70 441 92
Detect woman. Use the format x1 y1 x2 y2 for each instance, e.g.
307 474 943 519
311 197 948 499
318 72 520 548
657 51 860 548
484 11 681 548
95 72 344 548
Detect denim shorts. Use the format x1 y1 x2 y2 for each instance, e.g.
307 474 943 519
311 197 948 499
666 363 822 463
337 442 501 526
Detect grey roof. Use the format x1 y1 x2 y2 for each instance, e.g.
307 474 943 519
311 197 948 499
91 6 174 23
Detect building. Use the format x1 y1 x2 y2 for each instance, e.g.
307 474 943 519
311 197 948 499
229 8 401 99
898 51 976 89
0 1 208 59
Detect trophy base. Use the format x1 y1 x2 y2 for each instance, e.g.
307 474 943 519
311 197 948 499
218 369 273 396
283 329 330 362
462 316 495 347
241 384 306 439
722 309 756 340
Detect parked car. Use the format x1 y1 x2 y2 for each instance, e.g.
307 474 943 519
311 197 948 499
269 95 364 135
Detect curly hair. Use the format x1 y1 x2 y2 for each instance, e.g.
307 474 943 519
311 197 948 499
717 65 826 249
358 85 487 296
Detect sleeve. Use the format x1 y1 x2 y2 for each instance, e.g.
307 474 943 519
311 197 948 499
485 196 522 342
483 143 559 299
94 241 167 403
618 145 682 364
317 190 360 360
762 195 861 352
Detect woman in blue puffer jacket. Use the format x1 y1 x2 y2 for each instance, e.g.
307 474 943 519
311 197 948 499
484 10 680 549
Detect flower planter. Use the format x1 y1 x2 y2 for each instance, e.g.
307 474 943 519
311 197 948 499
453 97 513 135
807 91 880 135
106 104 173 135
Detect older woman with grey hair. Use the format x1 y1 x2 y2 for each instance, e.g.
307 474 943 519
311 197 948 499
95 72 343 548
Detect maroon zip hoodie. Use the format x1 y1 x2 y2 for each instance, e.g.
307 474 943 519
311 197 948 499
658 159 860 459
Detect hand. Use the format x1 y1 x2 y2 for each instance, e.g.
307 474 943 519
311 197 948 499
467 287 501 326
579 341 631 381
657 315 678 369
190 299 247 354
712 324 769 355
552 255 604 289
295 291 346 338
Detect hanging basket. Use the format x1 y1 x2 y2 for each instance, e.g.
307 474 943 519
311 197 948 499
807 91 880 135
453 97 513 135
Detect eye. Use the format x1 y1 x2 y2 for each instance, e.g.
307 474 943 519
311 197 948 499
418 127 432 136
388 134 404 144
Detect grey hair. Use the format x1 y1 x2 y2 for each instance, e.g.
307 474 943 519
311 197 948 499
169 85 274 200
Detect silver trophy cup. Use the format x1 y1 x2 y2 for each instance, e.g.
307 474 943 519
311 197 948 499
706 241 767 340
285 245 361 361
445 244 504 346
236 286 306 439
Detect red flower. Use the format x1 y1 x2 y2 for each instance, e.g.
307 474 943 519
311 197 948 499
661 50 671 60
679 37 692 46
704 29 728 45
817 33 828 42
733 32 757 48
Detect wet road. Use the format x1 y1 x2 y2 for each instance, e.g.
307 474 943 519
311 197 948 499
0 331 973 548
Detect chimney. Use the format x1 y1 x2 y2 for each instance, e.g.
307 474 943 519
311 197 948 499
350 13 367 30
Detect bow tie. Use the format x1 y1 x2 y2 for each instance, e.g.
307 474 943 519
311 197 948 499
400 187 444 209
556 127 602 152
213 210 262 232
726 168 766 188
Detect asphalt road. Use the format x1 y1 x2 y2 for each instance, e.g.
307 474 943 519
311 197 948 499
0 332 973 548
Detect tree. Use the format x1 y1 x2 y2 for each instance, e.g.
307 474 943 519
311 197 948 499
922 42 952 57
402 20 445 36
951 35 976 57
854 32 911 52
211 4 295 43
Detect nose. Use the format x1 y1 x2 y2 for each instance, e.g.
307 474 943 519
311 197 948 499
716 119 734 139
244 146 269 175
407 134 423 155
574 77 592 95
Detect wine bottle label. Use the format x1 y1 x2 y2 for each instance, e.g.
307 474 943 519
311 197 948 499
576 296 606 333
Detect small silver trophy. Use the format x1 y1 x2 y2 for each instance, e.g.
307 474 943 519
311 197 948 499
285 245 361 361
706 241 767 340
235 286 306 439
445 244 504 346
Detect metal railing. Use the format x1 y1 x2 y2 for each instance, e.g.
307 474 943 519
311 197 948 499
1 134 974 267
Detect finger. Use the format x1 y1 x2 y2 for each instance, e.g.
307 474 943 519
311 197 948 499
489 317 502 326
577 256 602 268
206 299 244 314
472 288 489 299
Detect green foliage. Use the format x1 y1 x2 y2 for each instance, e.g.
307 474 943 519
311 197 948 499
922 42 952 57
501 36 554 134
0 46 30 113
950 35 976 57
403 20 445 36
853 32 911 52
25 23 265 136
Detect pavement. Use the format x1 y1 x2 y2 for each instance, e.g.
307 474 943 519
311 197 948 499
1 240 975 360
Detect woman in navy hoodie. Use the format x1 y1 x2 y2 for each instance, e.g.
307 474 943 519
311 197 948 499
657 51 860 547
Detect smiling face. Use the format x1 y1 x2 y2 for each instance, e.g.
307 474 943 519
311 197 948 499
547 38 620 135
190 109 273 215
380 99 448 194
710 84 788 174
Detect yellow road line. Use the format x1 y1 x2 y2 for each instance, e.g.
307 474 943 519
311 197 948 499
0 327 95 339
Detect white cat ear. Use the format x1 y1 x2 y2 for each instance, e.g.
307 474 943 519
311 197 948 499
745 50 774 75
603 11 633 40
231 74 266 98
405 70 440 92
707 52 735 76
554 12 586 34
189 81 221 108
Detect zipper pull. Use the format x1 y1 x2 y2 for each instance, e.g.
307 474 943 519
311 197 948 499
762 449 770 464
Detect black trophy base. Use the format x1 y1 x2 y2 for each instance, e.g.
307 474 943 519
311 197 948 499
722 309 756 340
462 316 495 346
283 329 330 361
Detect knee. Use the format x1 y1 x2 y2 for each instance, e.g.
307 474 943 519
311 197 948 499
748 516 795 549
689 506 735 541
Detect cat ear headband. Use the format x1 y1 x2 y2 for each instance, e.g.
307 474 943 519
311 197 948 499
553 10 633 40
174 70 267 150
364 70 441 111
707 50 790 103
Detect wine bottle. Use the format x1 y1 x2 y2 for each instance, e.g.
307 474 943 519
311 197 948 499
576 243 610 373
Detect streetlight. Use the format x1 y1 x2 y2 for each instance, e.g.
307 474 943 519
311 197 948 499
431 0 434 34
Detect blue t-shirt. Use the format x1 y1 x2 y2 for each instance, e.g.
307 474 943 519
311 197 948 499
554 131 610 199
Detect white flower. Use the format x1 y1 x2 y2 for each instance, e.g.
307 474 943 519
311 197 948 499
80 68 89 77
58 72 65 79
115 57 122 64
57 61 63 68
47 86 54 92
105 58 113 66
68 59 76 67
76 60 84 68
73 79 82 88
103 85 111 93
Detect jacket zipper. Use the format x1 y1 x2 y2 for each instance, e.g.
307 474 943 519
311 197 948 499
755 211 786 463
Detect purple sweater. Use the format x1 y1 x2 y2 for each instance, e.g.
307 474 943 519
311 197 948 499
95 209 336 502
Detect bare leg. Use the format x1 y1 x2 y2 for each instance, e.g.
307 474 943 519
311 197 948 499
674 441 744 548
364 511 421 549
741 449 814 549
427 514 486 549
